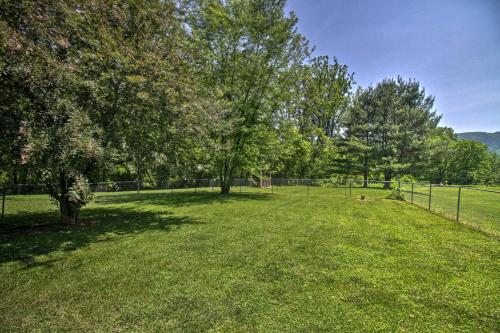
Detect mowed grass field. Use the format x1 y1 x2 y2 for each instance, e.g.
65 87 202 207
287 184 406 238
0 187 499 331
398 183 500 236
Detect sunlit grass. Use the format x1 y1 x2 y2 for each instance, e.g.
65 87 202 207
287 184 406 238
0 187 498 331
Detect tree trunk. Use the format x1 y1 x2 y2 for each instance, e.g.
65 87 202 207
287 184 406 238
384 170 392 189
60 196 77 224
59 170 78 224
219 159 233 194
363 154 368 188
220 169 232 194
12 168 18 185
220 181 230 194
220 171 231 194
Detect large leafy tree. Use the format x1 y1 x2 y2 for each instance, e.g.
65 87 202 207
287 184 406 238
0 0 106 223
273 120 312 178
424 126 456 183
289 56 353 178
415 128 497 185
75 0 207 184
447 140 493 184
0 0 201 222
187 0 308 193
298 56 353 138
0 2 39 185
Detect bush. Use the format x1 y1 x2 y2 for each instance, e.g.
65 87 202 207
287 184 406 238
398 175 417 183
387 187 405 200
317 178 337 187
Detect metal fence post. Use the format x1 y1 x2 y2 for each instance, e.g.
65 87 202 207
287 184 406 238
411 183 414 204
456 186 461 222
428 184 432 210
195 179 197 193
398 180 401 189
349 179 352 196
1 183 6 219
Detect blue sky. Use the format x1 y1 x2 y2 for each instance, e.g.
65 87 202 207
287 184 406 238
286 0 500 133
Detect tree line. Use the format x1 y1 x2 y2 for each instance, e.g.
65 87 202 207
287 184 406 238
1 0 498 223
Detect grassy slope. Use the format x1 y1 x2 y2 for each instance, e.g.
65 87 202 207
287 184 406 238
0 188 499 332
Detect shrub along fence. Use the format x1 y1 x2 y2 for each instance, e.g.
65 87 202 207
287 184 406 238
1 179 498 236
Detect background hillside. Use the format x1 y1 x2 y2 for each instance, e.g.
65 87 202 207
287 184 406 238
457 132 500 154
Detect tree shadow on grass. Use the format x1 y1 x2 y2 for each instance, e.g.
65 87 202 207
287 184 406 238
1 191 271 229
0 192 272 268
92 191 273 208
0 207 200 268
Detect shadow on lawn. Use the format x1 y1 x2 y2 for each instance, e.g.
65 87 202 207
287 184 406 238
0 207 200 268
0 192 271 268
93 190 272 208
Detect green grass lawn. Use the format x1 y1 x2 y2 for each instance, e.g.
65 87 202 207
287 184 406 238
1 187 499 331
398 183 500 236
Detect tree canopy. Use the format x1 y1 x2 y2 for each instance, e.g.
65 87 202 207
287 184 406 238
1 0 498 222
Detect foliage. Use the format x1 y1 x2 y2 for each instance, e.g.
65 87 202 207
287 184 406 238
1 0 498 223
456 131 500 154
398 174 417 183
0 0 205 222
345 77 440 186
297 56 354 138
424 126 456 183
186 0 309 193
387 187 405 200
446 140 493 185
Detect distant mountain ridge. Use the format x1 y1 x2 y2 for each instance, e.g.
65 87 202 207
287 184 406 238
456 131 500 154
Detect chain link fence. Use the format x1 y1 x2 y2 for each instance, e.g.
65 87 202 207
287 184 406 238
1 184 58 219
399 182 500 236
1 179 499 236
